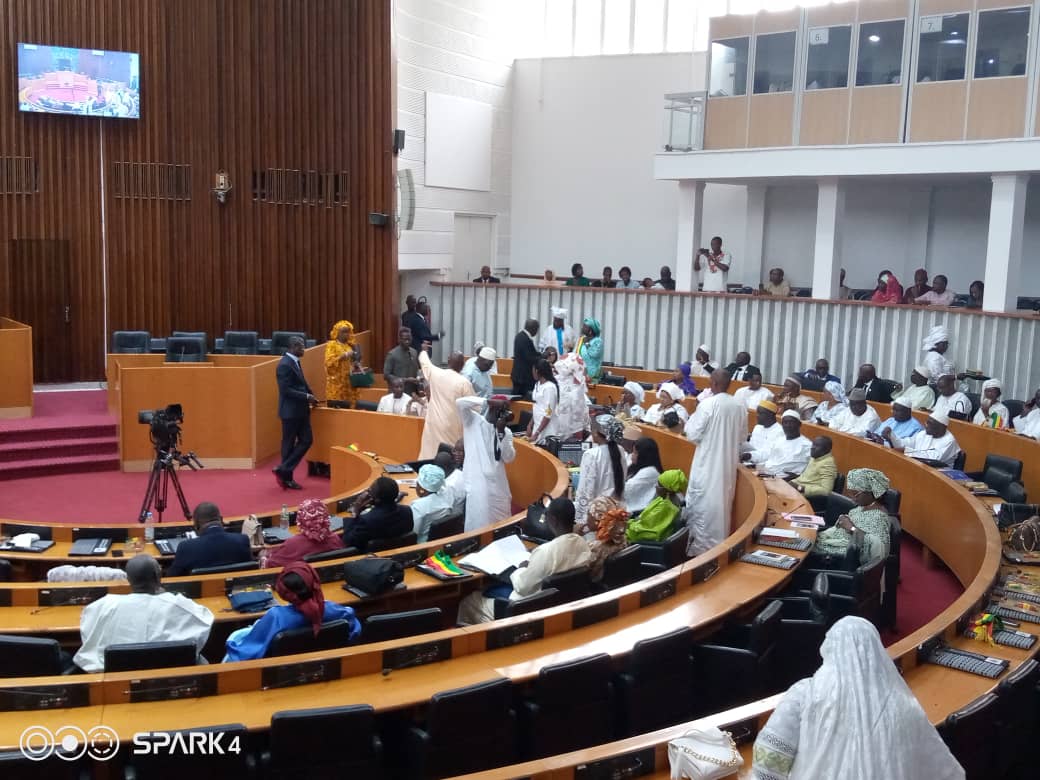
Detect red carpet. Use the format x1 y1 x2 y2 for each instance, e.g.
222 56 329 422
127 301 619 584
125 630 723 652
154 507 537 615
883 536 962 645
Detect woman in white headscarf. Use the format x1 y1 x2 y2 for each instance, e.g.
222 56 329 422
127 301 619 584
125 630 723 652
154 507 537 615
553 351 590 439
642 382 689 427
688 345 715 378
615 381 645 422
751 616 964 780
921 324 955 380
812 381 848 425
574 415 628 533
973 377 1010 429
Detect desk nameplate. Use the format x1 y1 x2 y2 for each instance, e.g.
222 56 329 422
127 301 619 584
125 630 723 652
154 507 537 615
261 658 341 689
692 559 720 583
382 639 452 674
575 746 655 779
487 619 545 650
640 578 677 607
573 600 620 629
38 587 107 607
0 684 90 712
389 549 425 569
128 674 218 703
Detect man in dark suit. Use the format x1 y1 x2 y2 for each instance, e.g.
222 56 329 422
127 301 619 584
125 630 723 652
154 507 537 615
511 319 541 398
274 336 317 490
167 502 252 576
402 298 440 353
852 362 895 402
724 351 760 382
472 265 500 284
342 477 414 551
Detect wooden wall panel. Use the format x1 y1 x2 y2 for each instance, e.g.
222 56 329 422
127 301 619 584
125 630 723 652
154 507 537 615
0 0 395 381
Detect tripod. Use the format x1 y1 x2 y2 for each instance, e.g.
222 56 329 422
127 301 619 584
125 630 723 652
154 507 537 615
137 450 193 523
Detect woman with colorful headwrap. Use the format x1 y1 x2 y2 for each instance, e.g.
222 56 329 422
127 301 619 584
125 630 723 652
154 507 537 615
813 468 892 565
223 561 360 661
576 317 604 383
574 414 627 533
585 496 630 582
674 363 698 395
870 269 904 304
324 320 362 408
813 381 849 425
554 351 591 438
262 498 345 569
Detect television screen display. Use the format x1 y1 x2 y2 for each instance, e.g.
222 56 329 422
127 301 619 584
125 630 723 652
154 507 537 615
17 43 140 119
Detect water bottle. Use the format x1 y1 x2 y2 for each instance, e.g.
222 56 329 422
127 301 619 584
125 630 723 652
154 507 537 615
280 504 290 531
143 512 155 543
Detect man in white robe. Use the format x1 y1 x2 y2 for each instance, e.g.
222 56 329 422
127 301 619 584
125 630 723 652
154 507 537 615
902 366 936 410
757 411 813 476
418 350 475 459
457 395 516 531
828 388 881 437
74 555 213 672
741 400 784 463
883 410 961 467
931 374 972 420
732 370 774 410
537 306 576 355
1013 390 1040 439
682 370 748 556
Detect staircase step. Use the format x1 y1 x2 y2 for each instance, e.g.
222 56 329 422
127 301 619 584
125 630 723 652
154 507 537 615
0 422 117 445
0 437 118 464
0 453 120 481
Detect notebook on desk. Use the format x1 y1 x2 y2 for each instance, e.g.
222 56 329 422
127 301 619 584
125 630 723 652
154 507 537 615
0 539 54 553
154 535 194 556
69 538 112 556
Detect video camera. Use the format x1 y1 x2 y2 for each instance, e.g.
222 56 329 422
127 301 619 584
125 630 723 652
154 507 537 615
138 403 183 452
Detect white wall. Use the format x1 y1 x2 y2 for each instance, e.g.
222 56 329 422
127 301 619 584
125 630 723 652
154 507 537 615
510 53 705 280
396 0 513 283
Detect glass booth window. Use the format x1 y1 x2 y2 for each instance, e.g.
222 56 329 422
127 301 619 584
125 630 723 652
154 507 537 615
856 20 905 85
709 37 749 96
753 31 796 93
917 13 970 82
975 7 1031 78
806 25 851 89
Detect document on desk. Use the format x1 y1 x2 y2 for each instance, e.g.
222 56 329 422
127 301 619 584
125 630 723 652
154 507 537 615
459 535 531 576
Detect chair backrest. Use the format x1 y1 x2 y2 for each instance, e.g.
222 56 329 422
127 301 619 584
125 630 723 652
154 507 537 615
939 692 1000 778
601 544 644 589
983 453 1023 482
953 450 967 471
854 556 886 599
111 330 151 354
362 608 442 644
748 599 782 656
0 634 63 677
533 653 613 709
426 678 514 740
172 330 208 348
0 559 10 582
809 573 831 622
266 619 355 658
190 560 259 575
823 492 857 528
832 472 846 493
428 513 465 541
222 330 259 355
504 587 563 617
269 705 380 769
302 546 358 564
661 525 691 567
629 627 694 678
365 531 417 553
882 489 901 516
355 399 379 411
1004 399 1025 422
1001 481 1027 503
271 331 306 355
104 640 197 672
165 336 207 363
543 565 592 599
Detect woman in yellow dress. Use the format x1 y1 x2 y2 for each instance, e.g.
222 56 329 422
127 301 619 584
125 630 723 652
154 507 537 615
324 320 361 408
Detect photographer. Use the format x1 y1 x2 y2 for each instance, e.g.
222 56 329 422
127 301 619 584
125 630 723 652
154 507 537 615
456 394 516 531
341 477 413 552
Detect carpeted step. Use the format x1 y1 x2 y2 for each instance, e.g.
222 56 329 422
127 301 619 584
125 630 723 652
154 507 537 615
0 453 121 481
0 436 118 464
0 422 117 445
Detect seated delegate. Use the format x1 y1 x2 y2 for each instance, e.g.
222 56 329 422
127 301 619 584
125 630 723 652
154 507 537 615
625 469 687 543
790 436 837 498
456 497 591 625
411 464 454 543
867 396 923 447
643 382 689 426
341 477 414 551
585 496 630 583
883 410 961 467
754 411 812 477
828 388 881 437
732 369 774 411
167 501 252 576
812 468 892 565
376 377 411 414
973 378 1010 429
224 562 361 661
624 437 664 514
1013 389 1040 439
742 400 785 465
75 555 214 672
263 498 345 569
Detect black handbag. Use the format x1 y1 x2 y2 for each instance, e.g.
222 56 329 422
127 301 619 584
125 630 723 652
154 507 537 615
522 493 555 542
342 557 404 595
997 503 1040 530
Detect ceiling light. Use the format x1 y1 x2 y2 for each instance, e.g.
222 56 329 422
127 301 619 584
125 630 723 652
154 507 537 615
868 34 881 43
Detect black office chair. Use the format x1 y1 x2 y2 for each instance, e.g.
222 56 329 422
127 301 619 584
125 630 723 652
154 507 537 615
405 678 518 778
994 658 1039 779
365 531 417 553
111 330 151 354
599 373 626 387
822 492 857 528
828 556 886 626
543 565 592 601
71 526 128 542
265 619 356 658
0 559 11 582
637 526 689 573
302 547 358 564
600 544 645 589
693 600 783 711
496 587 564 618
965 392 981 420
428 513 465 541
362 608 442 644
0 634 75 677
520 654 615 759
270 331 306 355
774 573 831 690
165 335 207 363
879 515 901 630
190 561 259 576
616 627 696 736
1003 399 1025 422
937 693 1000 780
0 750 83 778
953 450 967 471
263 705 382 780
104 640 198 672
222 330 260 355
124 724 253 779
355 400 379 411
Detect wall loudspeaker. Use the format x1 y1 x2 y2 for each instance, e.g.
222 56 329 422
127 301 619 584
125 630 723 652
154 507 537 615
368 212 389 226
393 129 406 154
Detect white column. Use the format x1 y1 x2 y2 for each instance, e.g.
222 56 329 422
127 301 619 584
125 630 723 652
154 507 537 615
982 174 1028 313
675 180 705 293
811 177 845 300
743 185 767 288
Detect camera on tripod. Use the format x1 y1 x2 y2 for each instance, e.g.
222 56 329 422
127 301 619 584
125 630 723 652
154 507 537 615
138 403 184 453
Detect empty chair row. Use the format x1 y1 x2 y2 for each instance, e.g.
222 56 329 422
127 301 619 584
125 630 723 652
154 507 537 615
111 330 317 358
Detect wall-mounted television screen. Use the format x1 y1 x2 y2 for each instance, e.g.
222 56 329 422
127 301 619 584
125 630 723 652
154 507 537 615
17 43 140 119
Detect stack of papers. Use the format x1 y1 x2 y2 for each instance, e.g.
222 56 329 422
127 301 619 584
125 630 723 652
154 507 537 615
459 535 531 576
782 513 824 527
760 527 800 540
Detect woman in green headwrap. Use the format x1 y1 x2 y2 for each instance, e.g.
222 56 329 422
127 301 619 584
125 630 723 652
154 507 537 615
577 316 604 383
813 468 892 565
626 469 688 543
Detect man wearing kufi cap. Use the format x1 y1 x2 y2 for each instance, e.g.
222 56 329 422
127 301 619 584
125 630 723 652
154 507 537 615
902 365 936 411
411 465 454 543
775 375 819 421
461 345 498 400
973 378 1010 429
829 388 882 437
1013 387 1040 439
871 396 924 446
754 410 812 477
537 306 576 355
883 409 961 467
418 350 474 459
463 341 499 377
456 394 516 530
742 399 785 463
